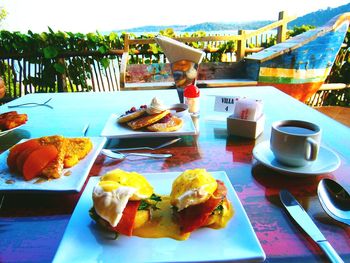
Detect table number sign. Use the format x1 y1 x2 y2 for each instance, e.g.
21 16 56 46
214 96 240 112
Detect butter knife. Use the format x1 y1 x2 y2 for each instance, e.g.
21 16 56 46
279 190 344 263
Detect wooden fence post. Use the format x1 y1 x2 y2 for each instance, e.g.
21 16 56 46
124 33 130 53
236 30 246 62
56 58 67 92
277 11 287 43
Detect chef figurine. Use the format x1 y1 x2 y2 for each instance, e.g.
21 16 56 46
155 36 204 103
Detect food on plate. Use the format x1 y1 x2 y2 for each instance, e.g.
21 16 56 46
37 135 68 179
127 109 170 130
64 137 93 167
0 111 28 131
90 169 161 237
118 97 183 132
117 106 147 123
146 97 167 115
7 135 93 180
89 169 233 241
170 169 234 234
146 115 183 132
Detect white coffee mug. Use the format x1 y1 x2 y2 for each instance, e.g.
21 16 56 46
270 120 322 167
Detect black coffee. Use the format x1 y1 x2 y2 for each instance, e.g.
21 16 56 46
277 125 315 135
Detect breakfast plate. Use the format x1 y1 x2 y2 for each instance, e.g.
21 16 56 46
101 112 197 138
0 137 106 192
253 141 341 176
53 171 266 263
0 123 25 137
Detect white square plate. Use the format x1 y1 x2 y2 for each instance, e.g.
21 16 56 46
0 137 106 193
0 123 25 137
53 171 266 262
100 113 197 138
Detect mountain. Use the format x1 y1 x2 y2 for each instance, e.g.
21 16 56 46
114 3 350 33
289 3 350 28
184 21 272 31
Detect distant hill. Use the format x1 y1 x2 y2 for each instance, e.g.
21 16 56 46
289 3 350 28
184 21 273 31
114 3 350 33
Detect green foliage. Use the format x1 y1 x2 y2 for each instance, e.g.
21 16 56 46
0 29 124 94
261 25 316 48
288 25 316 37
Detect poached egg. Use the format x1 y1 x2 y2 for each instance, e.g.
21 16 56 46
92 169 153 227
170 169 218 211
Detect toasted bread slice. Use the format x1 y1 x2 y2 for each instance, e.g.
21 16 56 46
127 110 170 130
147 115 183 132
117 109 147 123
0 111 28 130
38 135 67 179
64 138 93 168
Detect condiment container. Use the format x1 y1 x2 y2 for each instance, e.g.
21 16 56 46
184 84 200 116
168 103 189 117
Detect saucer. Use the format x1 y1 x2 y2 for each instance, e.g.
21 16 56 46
252 141 341 176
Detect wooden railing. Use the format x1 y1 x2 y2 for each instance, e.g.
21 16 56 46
119 11 296 90
123 11 296 63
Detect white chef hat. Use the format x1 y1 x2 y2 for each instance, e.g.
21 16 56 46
155 35 205 64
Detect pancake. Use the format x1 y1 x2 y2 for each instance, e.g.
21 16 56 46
146 115 183 132
117 109 147 123
127 110 170 130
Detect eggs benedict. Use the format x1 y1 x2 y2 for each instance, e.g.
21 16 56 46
170 169 234 234
90 169 161 237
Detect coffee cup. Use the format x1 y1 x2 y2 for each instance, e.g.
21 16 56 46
270 120 322 167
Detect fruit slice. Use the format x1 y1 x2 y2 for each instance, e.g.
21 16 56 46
15 141 42 173
7 139 40 171
22 145 58 181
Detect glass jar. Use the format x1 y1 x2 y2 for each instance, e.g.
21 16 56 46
184 84 200 116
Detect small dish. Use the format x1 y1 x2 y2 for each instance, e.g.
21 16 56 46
168 103 188 117
252 141 341 176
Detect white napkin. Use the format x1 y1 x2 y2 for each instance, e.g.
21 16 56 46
155 35 204 64
233 98 263 121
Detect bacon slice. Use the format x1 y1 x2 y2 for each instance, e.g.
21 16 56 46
178 180 227 234
111 200 141 236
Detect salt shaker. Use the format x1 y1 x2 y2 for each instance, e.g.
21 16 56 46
184 84 200 116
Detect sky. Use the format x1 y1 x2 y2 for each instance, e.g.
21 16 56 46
1 0 349 33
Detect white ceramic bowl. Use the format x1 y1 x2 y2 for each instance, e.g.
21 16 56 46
168 103 189 117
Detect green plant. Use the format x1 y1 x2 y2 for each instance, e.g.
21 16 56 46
0 28 124 95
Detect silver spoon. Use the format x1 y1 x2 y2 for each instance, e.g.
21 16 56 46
108 138 181 151
317 178 350 226
101 149 172 159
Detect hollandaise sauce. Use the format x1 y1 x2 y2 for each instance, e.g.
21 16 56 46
133 196 190 241
132 195 234 241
